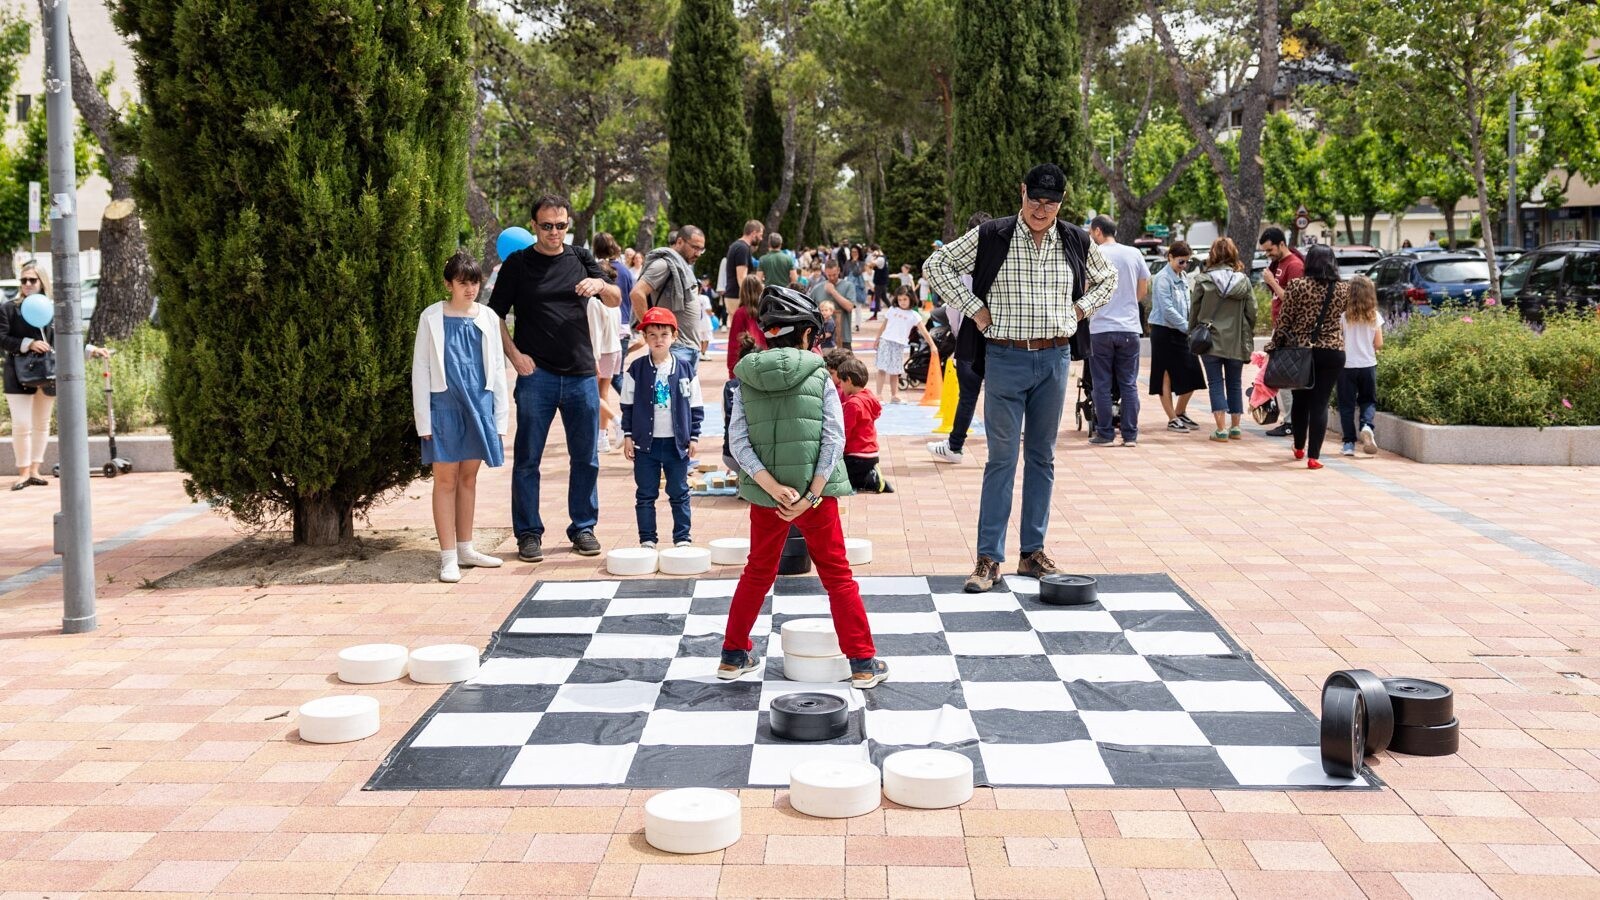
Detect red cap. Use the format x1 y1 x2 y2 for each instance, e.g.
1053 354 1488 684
639 307 678 332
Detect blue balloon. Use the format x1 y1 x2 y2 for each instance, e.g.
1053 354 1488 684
19 294 51 328
496 226 535 261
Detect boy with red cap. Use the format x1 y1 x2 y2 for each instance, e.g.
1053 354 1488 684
621 307 705 548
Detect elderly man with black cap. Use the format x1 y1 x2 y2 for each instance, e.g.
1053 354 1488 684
923 163 1118 593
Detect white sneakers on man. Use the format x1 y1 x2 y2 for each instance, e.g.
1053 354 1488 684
926 440 966 464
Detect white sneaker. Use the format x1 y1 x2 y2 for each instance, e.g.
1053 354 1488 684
598 431 612 454
675 540 693 548
439 560 461 583
641 540 657 550
457 545 502 568
926 440 965 464
1360 425 1377 455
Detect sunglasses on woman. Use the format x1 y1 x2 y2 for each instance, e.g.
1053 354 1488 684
20 277 38 284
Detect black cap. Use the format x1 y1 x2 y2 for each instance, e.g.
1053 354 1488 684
1024 163 1066 202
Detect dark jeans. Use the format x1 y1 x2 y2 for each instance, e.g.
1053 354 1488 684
844 455 892 493
633 437 691 544
1201 355 1245 416
948 357 983 452
1290 348 1347 460
513 368 599 540
1337 366 1378 443
1091 331 1141 441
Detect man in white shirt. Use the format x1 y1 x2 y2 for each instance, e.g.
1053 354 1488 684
1087 216 1150 447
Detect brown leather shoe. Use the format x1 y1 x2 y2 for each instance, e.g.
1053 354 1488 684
1017 550 1060 579
963 556 1001 593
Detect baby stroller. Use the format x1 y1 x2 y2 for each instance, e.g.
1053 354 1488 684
898 310 957 391
1072 330 1121 432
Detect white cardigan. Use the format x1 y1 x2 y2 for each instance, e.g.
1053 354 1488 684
411 302 510 438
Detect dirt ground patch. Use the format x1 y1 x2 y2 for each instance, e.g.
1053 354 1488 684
149 527 513 589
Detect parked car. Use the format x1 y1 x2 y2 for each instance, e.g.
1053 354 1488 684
1333 246 1386 280
1147 257 1168 276
1133 236 1166 255
1367 253 1494 320
1498 240 1600 326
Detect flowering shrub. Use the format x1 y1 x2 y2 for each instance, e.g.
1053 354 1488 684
1376 310 1600 427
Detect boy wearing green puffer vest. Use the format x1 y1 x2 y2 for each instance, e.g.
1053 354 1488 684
718 286 889 689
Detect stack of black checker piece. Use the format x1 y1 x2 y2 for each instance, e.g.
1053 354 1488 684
1320 669 1457 777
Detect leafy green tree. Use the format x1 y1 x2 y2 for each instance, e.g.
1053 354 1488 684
878 144 947 276
1261 112 1329 244
1302 0 1530 292
1518 5 1600 209
668 0 753 274
115 0 473 545
953 0 1083 221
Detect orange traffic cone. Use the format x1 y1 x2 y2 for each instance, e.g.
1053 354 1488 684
920 345 943 406
932 356 959 433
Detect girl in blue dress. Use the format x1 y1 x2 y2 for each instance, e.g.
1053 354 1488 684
412 250 510 583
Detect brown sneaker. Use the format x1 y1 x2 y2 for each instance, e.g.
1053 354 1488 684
1017 550 1060 579
963 556 1001 593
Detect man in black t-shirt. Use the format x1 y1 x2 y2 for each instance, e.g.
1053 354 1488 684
722 219 765 297
489 194 621 563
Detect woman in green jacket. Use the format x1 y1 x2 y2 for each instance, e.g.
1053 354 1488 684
1188 237 1257 442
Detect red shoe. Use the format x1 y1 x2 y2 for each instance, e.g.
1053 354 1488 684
1293 448 1306 461
1307 459 1323 470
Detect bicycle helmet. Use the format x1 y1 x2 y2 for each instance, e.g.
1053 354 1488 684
757 284 824 340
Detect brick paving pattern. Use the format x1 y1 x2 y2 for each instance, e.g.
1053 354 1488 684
3 330 1600 897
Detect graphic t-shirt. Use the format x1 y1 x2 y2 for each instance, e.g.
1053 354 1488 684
880 307 921 345
652 359 674 436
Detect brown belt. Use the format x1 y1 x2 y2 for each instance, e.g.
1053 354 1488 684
986 336 1071 351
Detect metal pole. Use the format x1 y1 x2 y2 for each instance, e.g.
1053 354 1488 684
1507 87 1518 250
42 0 95 633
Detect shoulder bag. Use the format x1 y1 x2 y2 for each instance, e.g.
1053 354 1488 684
1186 273 1218 356
15 348 56 389
1262 283 1334 391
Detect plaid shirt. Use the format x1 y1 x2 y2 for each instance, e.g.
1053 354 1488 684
925 217 1118 342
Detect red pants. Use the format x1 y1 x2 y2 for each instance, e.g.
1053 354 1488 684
722 497 876 659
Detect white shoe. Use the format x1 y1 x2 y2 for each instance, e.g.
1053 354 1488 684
458 546 502 568
926 440 965 464
1359 425 1377 455
598 431 612 454
675 540 693 548
641 540 657 550
439 560 461 583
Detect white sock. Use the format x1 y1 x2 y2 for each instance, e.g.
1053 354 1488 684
457 541 502 567
439 549 461 583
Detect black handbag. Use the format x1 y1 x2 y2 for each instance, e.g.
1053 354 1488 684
1187 321 1215 356
1263 285 1335 391
14 349 55 389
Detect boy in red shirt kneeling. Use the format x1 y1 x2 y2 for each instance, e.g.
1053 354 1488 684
831 356 892 493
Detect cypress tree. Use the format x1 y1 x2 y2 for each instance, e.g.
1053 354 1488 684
667 0 753 275
114 0 473 545
952 0 1084 222
749 71 785 230
879 146 947 277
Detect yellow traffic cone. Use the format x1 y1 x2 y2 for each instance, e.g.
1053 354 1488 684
932 356 959 433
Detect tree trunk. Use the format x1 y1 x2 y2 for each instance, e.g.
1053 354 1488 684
89 202 153 344
765 94 798 233
571 172 608 248
1114 205 1147 244
1440 201 1457 249
293 494 355 546
636 176 664 253
860 177 875 244
56 1 152 343
795 141 816 246
1465 106 1500 295
1342 213 1355 245
1361 213 1376 246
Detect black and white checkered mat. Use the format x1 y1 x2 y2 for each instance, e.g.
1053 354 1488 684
367 574 1375 790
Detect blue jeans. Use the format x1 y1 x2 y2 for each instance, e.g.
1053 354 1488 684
977 343 1070 563
512 368 599 540
1337 366 1378 443
634 437 692 544
1201 355 1245 416
1090 331 1141 441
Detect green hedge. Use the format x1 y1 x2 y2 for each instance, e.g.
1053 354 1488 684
1377 309 1600 427
0 324 167 437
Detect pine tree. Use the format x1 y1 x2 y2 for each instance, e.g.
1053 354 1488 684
114 0 473 545
952 0 1084 222
667 0 753 274
749 71 785 232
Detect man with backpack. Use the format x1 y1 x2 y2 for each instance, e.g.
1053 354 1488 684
923 163 1118 593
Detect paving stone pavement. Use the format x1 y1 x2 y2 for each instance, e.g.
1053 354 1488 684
4 327 1600 898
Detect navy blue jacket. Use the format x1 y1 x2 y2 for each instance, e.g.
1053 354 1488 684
621 347 705 458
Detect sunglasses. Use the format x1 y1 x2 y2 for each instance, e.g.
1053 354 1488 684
537 221 570 232
1024 196 1062 209
20 277 38 284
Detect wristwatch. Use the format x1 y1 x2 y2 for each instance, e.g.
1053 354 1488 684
803 491 822 509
